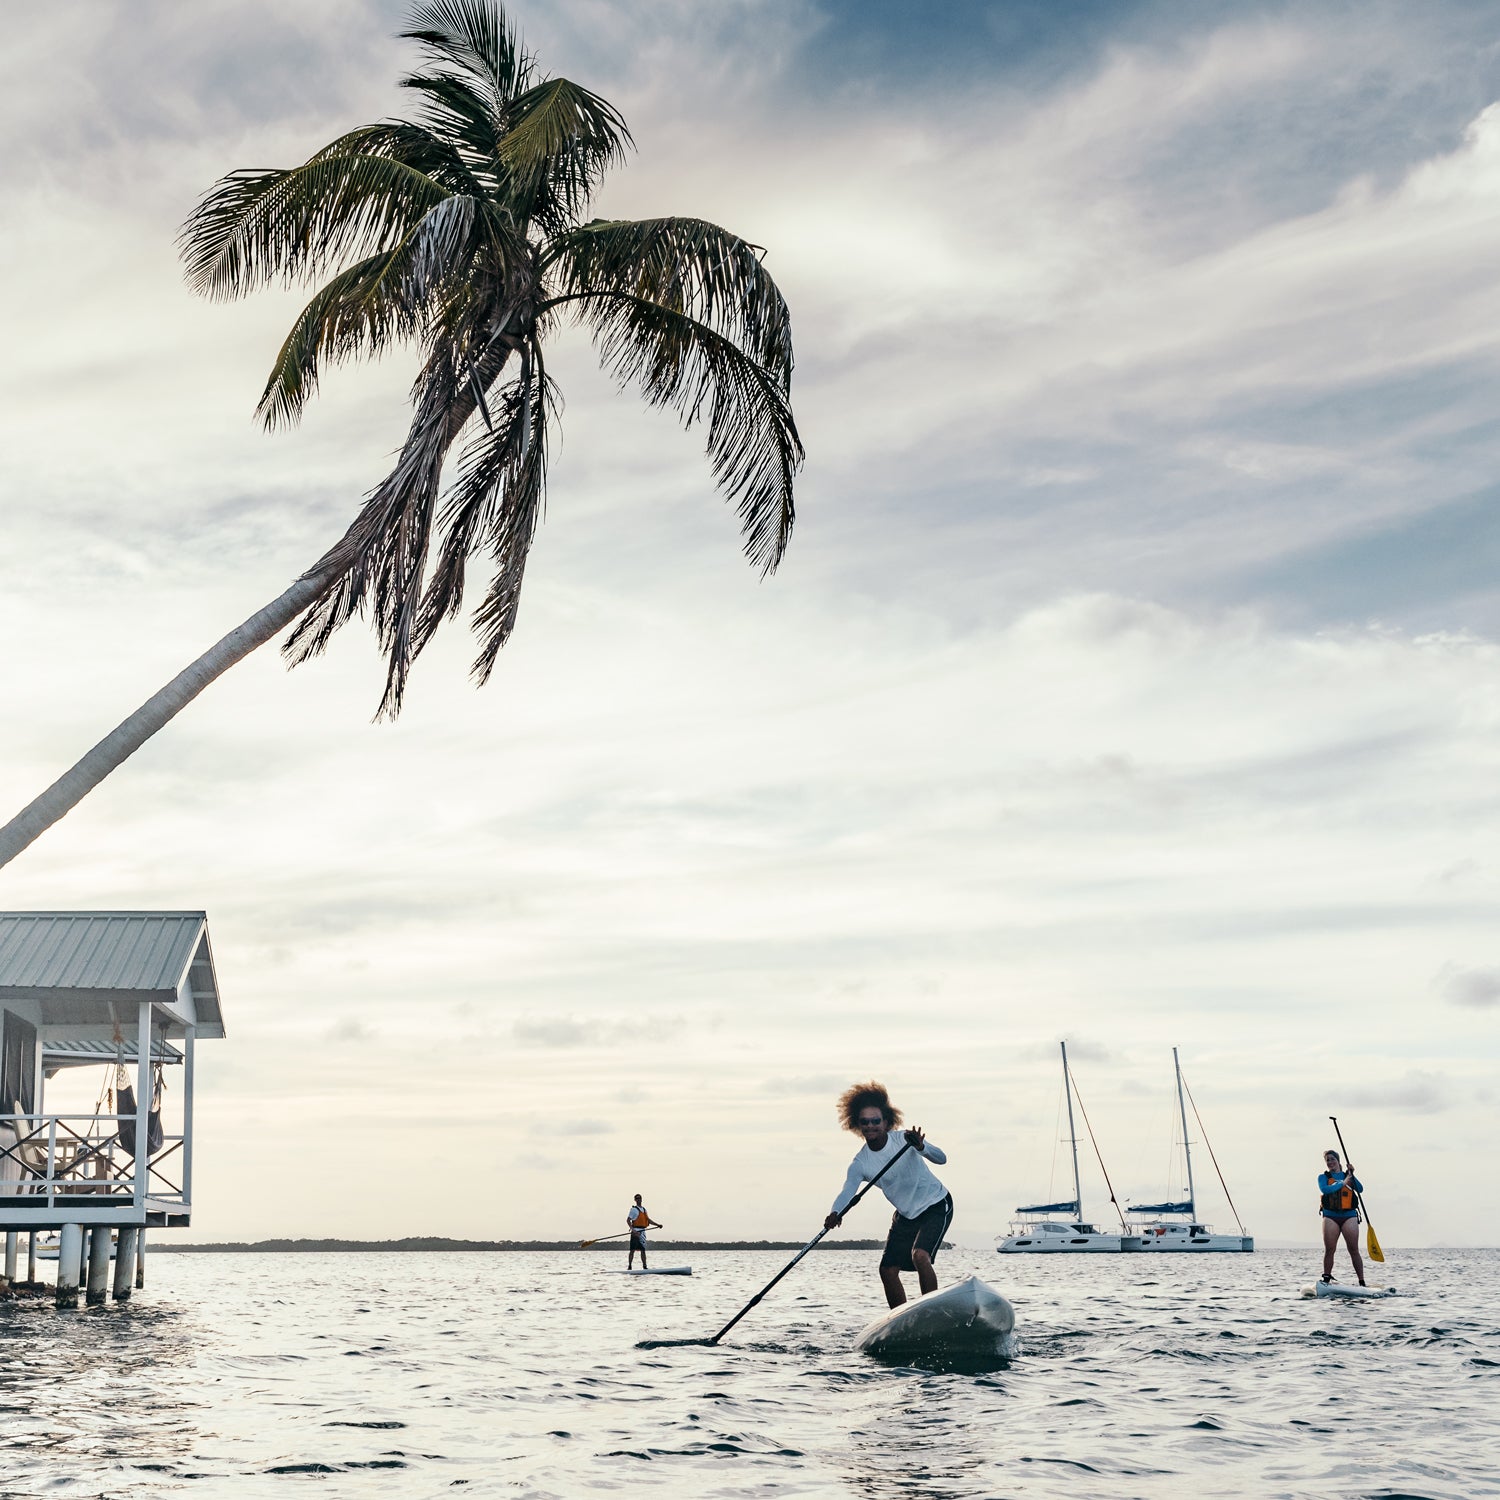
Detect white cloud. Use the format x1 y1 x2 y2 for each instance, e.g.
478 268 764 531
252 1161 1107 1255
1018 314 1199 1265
1349 1070 1454 1115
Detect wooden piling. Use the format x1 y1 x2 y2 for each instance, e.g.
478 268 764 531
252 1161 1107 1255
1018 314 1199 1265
55 1223 82 1309
112 1228 137 1302
26 1230 36 1285
3 1231 15 1287
135 1229 146 1289
86 1226 111 1306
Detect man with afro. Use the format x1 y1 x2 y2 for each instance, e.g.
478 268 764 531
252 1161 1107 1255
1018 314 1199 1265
824 1081 952 1307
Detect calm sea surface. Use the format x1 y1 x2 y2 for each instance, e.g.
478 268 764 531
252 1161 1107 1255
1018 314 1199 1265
0 1248 1495 1499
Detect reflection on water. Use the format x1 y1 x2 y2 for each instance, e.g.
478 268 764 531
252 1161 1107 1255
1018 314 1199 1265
0 1249 1495 1498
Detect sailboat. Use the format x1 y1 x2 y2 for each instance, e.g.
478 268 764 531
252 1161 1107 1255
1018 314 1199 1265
997 1041 1127 1253
1123 1048 1253 1252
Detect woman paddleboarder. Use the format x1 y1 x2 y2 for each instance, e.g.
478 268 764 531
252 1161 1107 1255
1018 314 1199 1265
1318 1148 1365 1285
824 1081 953 1309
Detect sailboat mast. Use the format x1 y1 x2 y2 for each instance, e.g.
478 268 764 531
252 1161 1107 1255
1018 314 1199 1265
1062 1040 1083 1219
1173 1046 1196 1216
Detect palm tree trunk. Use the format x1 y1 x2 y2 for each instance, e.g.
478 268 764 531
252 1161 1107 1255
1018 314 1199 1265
0 570 333 871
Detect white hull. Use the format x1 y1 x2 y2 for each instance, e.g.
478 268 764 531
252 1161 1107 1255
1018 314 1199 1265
1125 1226 1252 1252
1305 1280 1394 1299
606 1266 691 1276
855 1275 1016 1362
998 1223 1122 1253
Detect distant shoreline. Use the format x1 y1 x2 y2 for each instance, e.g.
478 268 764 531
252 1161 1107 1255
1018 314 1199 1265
153 1237 887 1253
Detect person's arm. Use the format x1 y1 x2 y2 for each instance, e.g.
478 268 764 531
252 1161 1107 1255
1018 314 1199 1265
1317 1173 1331 1195
825 1158 866 1226
902 1126 945 1164
1348 1175 1362 1196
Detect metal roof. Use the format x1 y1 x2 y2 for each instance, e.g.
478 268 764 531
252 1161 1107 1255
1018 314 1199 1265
0 913 224 1037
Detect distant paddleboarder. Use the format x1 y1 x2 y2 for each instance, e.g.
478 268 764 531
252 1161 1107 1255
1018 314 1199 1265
627 1194 662 1270
824 1081 953 1309
1318 1148 1365 1286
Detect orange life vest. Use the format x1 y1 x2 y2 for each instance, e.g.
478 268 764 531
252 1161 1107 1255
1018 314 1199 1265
629 1205 649 1228
1320 1176 1355 1213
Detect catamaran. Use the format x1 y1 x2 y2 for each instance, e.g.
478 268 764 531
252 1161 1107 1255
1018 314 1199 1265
1123 1048 1253 1252
997 1041 1128 1253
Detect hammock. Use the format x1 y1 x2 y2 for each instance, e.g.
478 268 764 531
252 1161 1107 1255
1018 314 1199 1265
115 1062 164 1158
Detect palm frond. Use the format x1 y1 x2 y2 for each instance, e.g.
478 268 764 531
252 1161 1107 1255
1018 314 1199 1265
547 217 793 389
284 330 520 712
404 192 479 301
283 348 460 714
412 357 557 674
398 72 505 169
181 152 451 299
255 251 424 429
401 0 531 107
315 120 482 195
254 193 497 428
497 77 632 228
555 291 801 573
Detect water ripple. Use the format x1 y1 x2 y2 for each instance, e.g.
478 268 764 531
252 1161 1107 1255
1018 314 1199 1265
0 1248 1495 1497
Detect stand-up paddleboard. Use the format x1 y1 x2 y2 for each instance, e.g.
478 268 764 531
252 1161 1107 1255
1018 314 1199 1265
607 1266 692 1276
1303 1281 1394 1299
855 1275 1015 1362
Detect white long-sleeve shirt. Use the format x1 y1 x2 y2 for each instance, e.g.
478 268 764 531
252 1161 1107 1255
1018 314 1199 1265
832 1133 948 1220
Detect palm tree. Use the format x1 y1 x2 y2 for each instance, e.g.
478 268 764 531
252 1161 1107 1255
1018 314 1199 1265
0 0 801 871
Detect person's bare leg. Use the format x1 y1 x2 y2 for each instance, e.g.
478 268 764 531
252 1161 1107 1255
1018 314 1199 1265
1321 1217 1339 1279
1342 1218 1364 1283
880 1265 906 1309
912 1247 938 1296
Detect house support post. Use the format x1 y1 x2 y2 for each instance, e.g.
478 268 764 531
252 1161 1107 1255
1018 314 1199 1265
135 1228 146 1289
183 1028 195 1208
112 1228 137 1302
55 1223 82 1309
86 1226 111 1305
26 1231 36 1285
3 1231 15 1286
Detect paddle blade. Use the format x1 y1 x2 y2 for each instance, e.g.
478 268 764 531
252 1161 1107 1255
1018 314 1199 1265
1366 1223 1385 1263
636 1337 717 1349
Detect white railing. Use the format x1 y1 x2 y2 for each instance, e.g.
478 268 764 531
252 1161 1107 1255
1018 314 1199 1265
0 1113 186 1210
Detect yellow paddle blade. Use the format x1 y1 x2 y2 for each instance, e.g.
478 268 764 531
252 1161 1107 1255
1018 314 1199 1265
1366 1223 1385 1263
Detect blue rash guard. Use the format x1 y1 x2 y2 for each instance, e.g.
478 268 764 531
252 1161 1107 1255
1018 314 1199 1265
1318 1170 1363 1221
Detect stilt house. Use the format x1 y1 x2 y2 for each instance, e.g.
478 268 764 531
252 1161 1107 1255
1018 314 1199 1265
0 912 225 1299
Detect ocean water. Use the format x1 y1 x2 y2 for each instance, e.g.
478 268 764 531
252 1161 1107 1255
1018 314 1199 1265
0 1247 1495 1499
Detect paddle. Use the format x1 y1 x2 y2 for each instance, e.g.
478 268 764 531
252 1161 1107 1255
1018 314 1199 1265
579 1232 632 1248
639 1141 914 1350
1329 1115 1385 1264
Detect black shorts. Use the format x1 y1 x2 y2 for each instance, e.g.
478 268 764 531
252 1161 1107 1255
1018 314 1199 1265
629 1230 648 1250
881 1193 953 1271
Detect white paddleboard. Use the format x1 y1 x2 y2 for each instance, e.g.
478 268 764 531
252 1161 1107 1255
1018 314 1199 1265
855 1274 1016 1361
1304 1281 1394 1299
606 1266 692 1276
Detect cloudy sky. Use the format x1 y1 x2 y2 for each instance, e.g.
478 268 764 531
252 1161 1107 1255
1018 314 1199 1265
2 0 1498 1248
